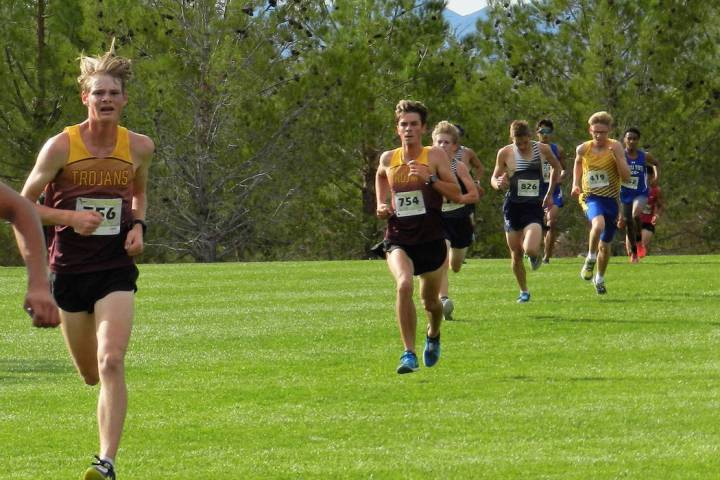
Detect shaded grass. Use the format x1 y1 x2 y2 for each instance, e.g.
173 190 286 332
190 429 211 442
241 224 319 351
1 255 719 479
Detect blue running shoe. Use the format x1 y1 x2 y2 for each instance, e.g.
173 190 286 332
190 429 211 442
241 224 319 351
517 291 531 303
83 456 115 480
396 350 419 374
423 334 441 367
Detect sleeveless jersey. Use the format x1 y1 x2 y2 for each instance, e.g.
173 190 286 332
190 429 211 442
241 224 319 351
45 124 135 273
540 143 562 198
507 141 543 204
441 147 472 219
580 139 622 200
640 185 661 224
385 146 444 245
620 149 649 203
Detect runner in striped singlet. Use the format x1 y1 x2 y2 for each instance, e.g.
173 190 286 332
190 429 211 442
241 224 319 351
431 121 480 320
491 121 561 303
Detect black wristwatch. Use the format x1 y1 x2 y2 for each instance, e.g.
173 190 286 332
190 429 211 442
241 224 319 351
426 174 438 185
132 219 147 235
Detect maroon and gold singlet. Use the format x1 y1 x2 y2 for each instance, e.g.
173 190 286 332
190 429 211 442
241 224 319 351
384 146 443 245
45 124 135 273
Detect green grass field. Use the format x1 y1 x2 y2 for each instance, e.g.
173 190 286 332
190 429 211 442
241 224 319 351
1 255 719 479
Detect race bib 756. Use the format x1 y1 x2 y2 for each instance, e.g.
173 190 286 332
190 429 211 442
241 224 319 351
75 197 122 235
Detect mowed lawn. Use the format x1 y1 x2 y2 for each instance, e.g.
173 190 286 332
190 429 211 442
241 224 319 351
1 255 719 479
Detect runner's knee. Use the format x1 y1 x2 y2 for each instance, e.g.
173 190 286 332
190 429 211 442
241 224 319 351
421 295 441 313
97 349 125 377
395 277 413 298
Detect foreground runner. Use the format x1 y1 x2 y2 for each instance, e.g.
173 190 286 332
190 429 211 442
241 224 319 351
0 181 59 327
620 127 660 262
21 42 154 479
375 100 459 374
491 120 560 303
571 112 630 294
535 119 567 263
431 121 479 320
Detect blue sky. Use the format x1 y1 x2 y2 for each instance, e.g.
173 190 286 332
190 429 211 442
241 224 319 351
445 0 487 15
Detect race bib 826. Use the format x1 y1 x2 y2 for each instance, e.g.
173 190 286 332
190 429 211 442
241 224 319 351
517 179 540 197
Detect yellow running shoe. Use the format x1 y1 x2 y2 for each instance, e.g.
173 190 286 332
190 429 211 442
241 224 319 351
82 456 115 480
580 258 596 281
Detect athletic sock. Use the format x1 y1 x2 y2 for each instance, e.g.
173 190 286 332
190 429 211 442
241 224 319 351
595 274 604 284
587 252 597 261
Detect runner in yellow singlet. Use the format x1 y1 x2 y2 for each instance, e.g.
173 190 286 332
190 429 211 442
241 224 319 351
571 111 630 295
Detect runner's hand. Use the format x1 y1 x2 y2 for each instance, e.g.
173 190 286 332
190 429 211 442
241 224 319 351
125 224 144 256
408 160 430 182
542 194 554 210
495 173 509 190
376 203 394 220
73 210 103 235
24 287 60 328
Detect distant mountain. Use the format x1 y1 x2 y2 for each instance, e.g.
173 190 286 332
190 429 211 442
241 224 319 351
443 7 488 38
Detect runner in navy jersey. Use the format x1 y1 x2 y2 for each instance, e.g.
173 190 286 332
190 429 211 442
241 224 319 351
491 121 560 303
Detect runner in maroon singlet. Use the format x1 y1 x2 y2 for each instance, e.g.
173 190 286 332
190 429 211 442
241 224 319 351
375 100 460 374
20 41 153 480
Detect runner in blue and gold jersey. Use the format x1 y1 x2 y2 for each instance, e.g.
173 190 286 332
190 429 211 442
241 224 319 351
620 127 660 262
571 111 630 294
535 119 567 264
376 100 460 374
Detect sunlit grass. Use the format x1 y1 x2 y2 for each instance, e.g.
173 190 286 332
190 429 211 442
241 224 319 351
1 255 719 478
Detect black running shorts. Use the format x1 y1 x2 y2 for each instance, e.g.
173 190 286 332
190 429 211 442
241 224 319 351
503 198 544 232
387 238 447 276
442 216 474 249
50 265 139 313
